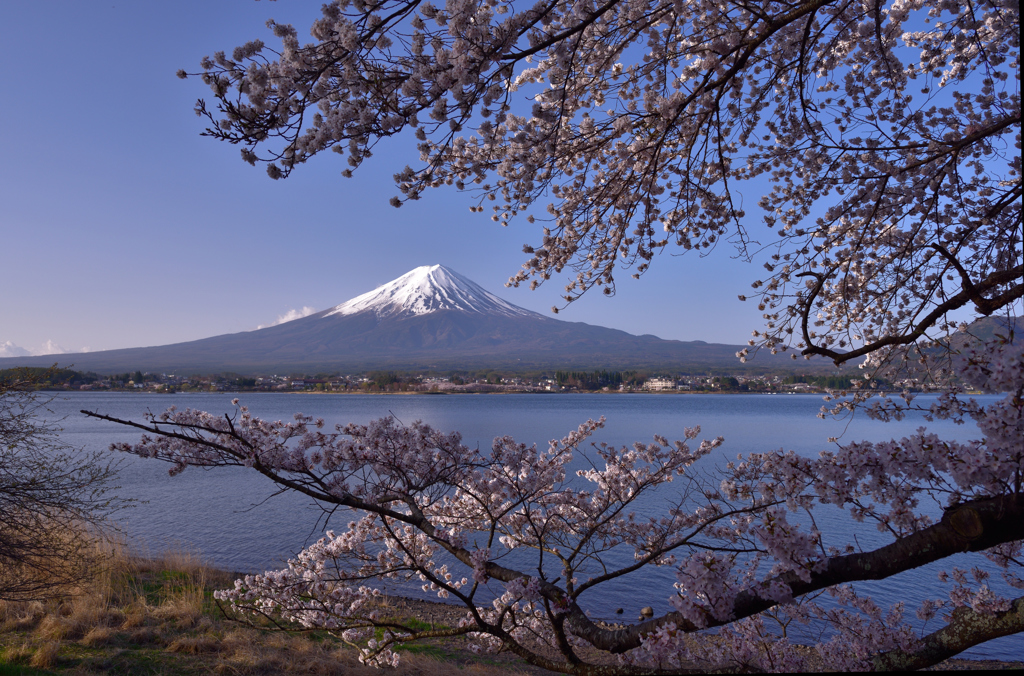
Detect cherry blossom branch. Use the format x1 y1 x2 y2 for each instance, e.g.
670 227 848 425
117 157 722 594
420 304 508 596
796 263 1023 365
873 595 1024 671
564 493 1024 653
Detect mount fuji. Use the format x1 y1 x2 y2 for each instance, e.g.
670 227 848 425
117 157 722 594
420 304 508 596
0 266 801 374
324 266 542 320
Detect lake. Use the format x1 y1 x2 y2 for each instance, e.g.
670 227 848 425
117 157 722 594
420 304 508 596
42 391 1021 660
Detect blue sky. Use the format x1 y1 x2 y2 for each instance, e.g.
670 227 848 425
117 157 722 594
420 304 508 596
0 0 765 357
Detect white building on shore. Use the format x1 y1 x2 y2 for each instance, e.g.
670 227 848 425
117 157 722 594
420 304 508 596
643 377 677 391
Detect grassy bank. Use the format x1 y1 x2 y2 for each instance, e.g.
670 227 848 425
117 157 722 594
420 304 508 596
0 546 533 676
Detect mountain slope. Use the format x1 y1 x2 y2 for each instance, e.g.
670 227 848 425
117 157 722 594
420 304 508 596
0 266 821 374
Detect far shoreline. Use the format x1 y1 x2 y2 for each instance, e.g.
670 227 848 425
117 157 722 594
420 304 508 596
44 388 932 396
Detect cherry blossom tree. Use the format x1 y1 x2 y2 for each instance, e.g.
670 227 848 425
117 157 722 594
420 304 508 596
182 0 1020 373
85 340 1022 671
82 0 1022 671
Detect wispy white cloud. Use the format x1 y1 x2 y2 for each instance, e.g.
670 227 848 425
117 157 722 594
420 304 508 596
0 341 31 358
0 340 87 358
37 340 67 355
256 306 318 330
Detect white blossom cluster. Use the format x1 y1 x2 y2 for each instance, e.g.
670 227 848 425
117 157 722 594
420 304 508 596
625 584 919 672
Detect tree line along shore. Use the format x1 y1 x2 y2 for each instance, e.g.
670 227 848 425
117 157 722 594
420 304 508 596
4 367 910 395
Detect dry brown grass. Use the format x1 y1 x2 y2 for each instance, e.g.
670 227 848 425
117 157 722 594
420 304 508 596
28 640 59 669
0 600 44 633
80 625 116 647
1 641 35 664
208 626 506 676
126 625 163 645
0 539 541 676
167 632 223 654
0 540 218 672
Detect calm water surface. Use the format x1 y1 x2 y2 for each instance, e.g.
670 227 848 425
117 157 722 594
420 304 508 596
45 392 1021 660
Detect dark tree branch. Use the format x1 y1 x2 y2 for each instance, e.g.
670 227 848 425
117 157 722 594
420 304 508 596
873 595 1024 671
563 494 1024 653
798 264 1023 365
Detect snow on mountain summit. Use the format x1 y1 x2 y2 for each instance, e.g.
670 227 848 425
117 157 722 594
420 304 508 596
324 265 542 319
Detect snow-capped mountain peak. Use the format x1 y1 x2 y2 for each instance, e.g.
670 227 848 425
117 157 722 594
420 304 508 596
324 265 542 319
